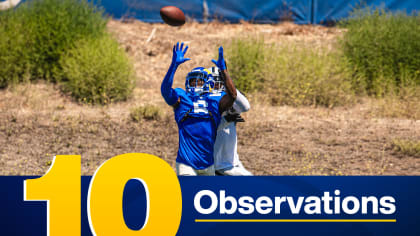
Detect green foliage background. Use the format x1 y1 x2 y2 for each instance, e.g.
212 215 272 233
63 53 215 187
0 0 135 104
226 7 419 108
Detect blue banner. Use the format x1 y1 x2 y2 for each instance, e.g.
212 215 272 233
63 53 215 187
97 0 312 23
205 0 311 24
1 176 420 235
313 0 420 24
9 0 420 24
97 0 418 24
98 0 203 22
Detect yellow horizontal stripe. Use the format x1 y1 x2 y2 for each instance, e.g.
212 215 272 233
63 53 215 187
195 219 396 223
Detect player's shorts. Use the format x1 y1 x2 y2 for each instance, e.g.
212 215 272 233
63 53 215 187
216 163 253 176
176 162 215 176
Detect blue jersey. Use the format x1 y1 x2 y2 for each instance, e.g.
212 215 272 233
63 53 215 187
173 88 224 169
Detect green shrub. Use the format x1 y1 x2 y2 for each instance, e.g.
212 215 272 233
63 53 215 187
59 35 135 104
268 45 354 107
130 105 162 121
25 0 107 80
225 37 265 93
0 9 32 87
339 7 420 95
226 38 354 107
0 0 107 83
391 139 420 158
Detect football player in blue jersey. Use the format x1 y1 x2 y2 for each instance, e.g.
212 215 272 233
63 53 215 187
161 42 237 175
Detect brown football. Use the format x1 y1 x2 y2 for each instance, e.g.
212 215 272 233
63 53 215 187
160 6 185 26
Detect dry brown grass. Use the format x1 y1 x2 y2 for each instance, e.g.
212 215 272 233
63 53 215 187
368 86 420 120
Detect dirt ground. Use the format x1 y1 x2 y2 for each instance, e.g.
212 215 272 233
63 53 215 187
0 20 419 175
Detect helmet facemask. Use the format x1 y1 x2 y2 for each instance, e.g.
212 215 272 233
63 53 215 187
208 67 225 93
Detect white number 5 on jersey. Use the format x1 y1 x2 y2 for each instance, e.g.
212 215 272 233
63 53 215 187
193 100 208 114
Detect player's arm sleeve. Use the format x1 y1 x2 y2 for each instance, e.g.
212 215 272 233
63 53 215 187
233 90 250 113
161 63 179 106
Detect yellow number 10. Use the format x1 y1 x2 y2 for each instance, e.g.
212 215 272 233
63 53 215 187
24 153 182 236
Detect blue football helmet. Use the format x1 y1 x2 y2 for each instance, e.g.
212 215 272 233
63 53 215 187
186 67 214 95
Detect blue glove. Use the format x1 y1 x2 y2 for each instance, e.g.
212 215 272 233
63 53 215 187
211 46 227 71
172 42 190 66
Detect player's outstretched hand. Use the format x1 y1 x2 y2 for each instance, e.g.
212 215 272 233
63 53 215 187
211 46 227 71
172 42 190 66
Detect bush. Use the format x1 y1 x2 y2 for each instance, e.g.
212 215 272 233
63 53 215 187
0 0 135 104
226 38 354 107
59 35 135 104
339 7 420 95
225 37 265 93
0 9 32 87
0 0 107 83
130 105 162 121
25 0 107 80
267 45 354 107
391 139 420 158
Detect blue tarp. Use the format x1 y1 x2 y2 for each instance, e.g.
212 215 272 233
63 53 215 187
9 0 420 24
205 0 311 24
97 0 418 24
313 0 420 24
98 0 312 24
98 0 203 21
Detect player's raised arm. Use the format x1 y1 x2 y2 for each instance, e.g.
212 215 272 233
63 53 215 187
161 42 190 106
212 46 237 113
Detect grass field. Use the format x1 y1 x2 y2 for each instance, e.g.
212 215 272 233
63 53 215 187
0 20 419 175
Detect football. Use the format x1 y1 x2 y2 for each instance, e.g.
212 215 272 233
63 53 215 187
160 6 185 26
